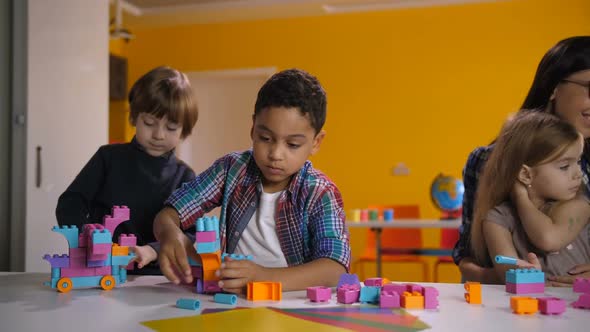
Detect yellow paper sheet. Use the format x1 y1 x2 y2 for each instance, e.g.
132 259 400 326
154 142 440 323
141 307 352 332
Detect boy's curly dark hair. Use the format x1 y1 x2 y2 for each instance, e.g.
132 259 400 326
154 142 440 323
254 68 326 134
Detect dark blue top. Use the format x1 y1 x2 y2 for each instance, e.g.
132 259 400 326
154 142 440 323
56 137 195 246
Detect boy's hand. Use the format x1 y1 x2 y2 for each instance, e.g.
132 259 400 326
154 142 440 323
129 245 157 269
547 264 590 287
158 228 198 284
216 257 269 294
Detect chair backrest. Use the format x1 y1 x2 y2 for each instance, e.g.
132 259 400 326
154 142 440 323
364 205 421 253
440 228 460 249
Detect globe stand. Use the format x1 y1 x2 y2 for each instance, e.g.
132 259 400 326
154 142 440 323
440 209 461 220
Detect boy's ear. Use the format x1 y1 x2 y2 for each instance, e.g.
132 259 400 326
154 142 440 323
549 87 557 101
518 164 534 186
310 130 326 155
250 114 256 140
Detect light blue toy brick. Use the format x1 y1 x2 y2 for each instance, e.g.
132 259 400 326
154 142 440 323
51 267 60 279
111 254 134 266
196 241 219 254
71 276 113 288
221 253 253 262
91 229 112 244
51 225 79 248
214 293 237 305
506 269 545 284
119 268 127 283
359 286 381 303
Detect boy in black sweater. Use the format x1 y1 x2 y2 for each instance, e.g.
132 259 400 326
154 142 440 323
56 66 199 273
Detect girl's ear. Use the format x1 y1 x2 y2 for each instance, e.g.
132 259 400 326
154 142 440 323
518 165 534 186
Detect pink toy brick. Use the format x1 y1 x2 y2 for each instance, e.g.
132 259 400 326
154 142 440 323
112 205 130 219
364 278 383 287
382 283 407 295
307 286 331 302
118 234 137 247
406 284 424 293
506 282 544 294
61 266 100 277
94 266 112 276
337 285 360 304
423 286 439 309
380 291 400 308
573 278 590 293
78 234 87 247
195 231 217 243
572 293 590 309
537 297 566 315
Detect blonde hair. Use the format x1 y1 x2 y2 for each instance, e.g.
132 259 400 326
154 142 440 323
470 110 582 265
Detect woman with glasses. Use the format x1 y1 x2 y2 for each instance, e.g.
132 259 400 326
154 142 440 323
453 36 590 285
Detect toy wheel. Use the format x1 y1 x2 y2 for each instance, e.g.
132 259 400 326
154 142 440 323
100 276 116 291
57 277 73 293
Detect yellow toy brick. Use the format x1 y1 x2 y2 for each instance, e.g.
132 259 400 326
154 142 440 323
247 281 282 301
510 296 538 315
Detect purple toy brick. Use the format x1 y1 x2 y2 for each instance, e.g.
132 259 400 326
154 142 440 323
307 286 332 302
337 285 360 304
573 278 590 293
506 282 545 294
380 291 400 308
364 278 383 287
572 293 590 309
382 283 407 295
537 297 566 315
87 258 107 267
195 231 217 243
337 273 360 289
423 286 439 309
43 254 70 268
118 234 137 247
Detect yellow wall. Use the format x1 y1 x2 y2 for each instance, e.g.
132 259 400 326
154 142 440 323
109 39 132 143
115 0 590 281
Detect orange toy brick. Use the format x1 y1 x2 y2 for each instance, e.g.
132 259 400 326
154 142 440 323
247 281 282 301
510 296 538 315
111 244 129 256
401 291 424 309
464 281 481 304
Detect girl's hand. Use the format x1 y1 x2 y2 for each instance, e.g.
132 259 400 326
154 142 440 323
515 252 542 271
547 264 590 287
511 181 530 202
216 257 269 294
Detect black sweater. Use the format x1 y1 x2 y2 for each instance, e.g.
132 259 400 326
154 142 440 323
56 137 195 246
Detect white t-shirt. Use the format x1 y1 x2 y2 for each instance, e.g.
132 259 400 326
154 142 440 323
234 190 288 268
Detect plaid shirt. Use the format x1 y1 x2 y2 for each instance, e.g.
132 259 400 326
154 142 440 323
166 150 351 270
452 144 590 264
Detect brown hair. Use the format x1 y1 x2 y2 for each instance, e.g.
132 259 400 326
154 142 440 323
128 66 198 138
470 110 582 265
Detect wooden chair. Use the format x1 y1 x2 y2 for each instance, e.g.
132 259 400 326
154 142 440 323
355 205 428 281
433 228 460 282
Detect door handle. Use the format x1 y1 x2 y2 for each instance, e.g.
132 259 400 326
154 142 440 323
36 146 42 188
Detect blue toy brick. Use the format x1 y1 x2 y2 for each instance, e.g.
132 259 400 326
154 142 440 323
176 298 201 310
51 225 79 248
91 229 112 244
214 293 237 305
359 286 381 303
506 269 545 284
119 267 127 283
71 276 114 288
43 254 70 268
221 253 253 262
111 254 134 266
51 267 60 279
196 241 219 254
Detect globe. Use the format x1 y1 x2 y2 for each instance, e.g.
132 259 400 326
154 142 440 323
430 174 464 218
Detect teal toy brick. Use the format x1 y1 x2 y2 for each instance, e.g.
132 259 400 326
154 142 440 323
196 241 219 254
111 253 134 266
222 253 253 261
91 229 112 244
506 269 545 284
52 225 79 248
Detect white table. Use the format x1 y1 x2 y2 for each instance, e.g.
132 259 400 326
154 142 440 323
0 273 586 332
346 219 461 277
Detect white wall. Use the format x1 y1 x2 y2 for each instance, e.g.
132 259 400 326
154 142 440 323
178 68 275 174
24 0 109 271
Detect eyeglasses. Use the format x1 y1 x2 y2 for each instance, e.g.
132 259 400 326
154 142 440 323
561 79 590 98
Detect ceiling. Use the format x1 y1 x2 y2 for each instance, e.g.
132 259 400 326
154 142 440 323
113 0 504 28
